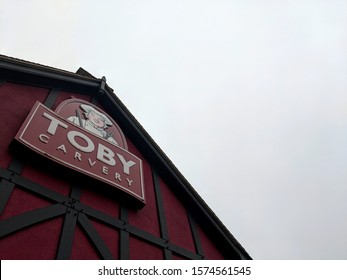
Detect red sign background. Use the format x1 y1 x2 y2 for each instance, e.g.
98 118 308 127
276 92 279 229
15 102 145 203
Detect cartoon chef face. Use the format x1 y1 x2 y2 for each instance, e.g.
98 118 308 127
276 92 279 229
80 104 112 130
86 110 107 128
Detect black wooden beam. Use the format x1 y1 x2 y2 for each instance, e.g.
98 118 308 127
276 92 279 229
152 169 172 259
187 211 204 257
0 179 15 215
11 173 69 204
0 203 66 238
69 184 82 201
126 224 166 248
74 201 124 229
43 88 60 109
7 157 25 175
119 230 129 260
168 243 203 260
78 213 114 260
56 208 79 260
119 205 129 260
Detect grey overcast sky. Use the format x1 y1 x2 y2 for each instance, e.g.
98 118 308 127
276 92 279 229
1 0 347 259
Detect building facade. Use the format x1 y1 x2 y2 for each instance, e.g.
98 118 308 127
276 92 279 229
0 55 251 260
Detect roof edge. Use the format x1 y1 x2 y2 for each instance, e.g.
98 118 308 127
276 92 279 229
0 54 99 87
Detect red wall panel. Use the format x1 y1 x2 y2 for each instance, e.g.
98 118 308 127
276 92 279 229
129 236 163 260
196 223 224 260
79 183 120 219
0 216 63 259
0 187 52 219
127 140 160 236
91 219 120 259
51 91 90 111
70 225 100 260
160 178 195 252
0 82 49 169
21 164 72 197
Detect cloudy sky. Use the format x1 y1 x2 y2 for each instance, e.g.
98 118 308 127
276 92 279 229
1 0 347 259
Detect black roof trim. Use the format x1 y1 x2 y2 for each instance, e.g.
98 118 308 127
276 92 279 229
0 54 251 259
0 54 99 88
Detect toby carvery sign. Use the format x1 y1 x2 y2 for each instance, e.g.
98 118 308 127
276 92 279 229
15 99 145 206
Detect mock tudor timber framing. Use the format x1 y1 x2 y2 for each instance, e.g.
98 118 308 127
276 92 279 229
0 55 251 260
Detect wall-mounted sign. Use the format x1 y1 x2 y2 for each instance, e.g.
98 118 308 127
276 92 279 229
15 99 145 206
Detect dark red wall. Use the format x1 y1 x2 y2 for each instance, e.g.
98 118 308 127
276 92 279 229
0 81 230 259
